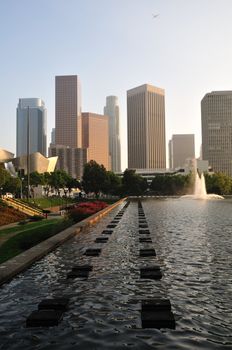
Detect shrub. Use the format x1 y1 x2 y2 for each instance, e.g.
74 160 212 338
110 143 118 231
30 215 44 222
68 201 108 223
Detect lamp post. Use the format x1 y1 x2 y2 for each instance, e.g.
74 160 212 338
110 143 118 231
20 177 24 199
27 106 30 200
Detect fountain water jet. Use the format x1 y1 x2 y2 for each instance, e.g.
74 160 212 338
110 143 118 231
182 171 224 200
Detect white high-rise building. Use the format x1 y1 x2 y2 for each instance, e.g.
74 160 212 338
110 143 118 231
104 96 121 172
16 98 47 157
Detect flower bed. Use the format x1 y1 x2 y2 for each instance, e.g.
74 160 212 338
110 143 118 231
68 201 108 223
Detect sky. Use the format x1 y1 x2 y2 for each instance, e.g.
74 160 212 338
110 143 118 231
1 0 232 170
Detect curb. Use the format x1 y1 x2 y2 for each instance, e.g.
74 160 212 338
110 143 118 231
0 198 126 287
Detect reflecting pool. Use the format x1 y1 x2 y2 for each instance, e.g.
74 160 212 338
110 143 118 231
0 198 232 349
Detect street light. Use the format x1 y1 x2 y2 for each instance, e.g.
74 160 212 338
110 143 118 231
20 177 24 199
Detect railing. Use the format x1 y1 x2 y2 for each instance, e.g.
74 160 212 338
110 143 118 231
2 198 43 217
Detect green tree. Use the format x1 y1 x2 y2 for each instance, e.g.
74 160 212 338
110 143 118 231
82 160 108 197
102 171 122 196
49 170 71 195
121 169 147 195
205 172 232 195
150 174 192 195
66 177 81 196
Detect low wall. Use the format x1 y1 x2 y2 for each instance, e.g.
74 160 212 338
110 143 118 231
0 198 126 287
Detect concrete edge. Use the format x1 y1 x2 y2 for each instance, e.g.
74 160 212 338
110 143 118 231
0 197 127 287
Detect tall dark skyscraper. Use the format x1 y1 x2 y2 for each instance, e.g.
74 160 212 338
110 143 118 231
55 75 82 148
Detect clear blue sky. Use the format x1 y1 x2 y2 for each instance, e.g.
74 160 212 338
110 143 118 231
1 0 232 170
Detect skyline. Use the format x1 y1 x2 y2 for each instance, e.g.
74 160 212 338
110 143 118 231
1 0 232 170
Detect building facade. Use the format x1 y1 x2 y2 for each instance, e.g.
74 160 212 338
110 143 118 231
16 98 47 157
55 75 82 148
49 145 87 179
104 96 121 172
201 91 232 176
169 134 195 169
127 84 166 169
82 112 110 170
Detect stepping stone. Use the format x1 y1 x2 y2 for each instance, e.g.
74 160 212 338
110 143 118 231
95 237 109 243
38 298 69 311
139 230 150 234
140 267 162 280
139 237 152 243
140 248 156 257
139 220 147 224
72 265 93 272
141 299 175 329
102 230 113 235
107 224 117 228
67 265 93 278
26 309 63 327
67 270 89 278
139 224 148 228
85 248 101 256
111 220 119 224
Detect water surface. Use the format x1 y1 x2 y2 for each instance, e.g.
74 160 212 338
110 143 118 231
0 198 232 349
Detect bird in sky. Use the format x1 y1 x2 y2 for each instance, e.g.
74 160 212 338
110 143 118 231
152 14 159 19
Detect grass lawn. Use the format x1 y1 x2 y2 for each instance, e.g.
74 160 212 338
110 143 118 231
0 218 73 264
22 197 77 209
0 219 60 237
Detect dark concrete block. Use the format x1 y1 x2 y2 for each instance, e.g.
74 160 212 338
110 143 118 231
67 270 89 278
72 265 93 272
140 248 156 257
139 224 149 229
107 224 117 228
140 267 162 280
38 298 69 311
85 248 101 256
142 299 171 311
139 230 150 234
102 230 113 234
139 237 152 243
26 309 63 327
139 220 147 224
141 299 175 329
111 220 119 224
141 310 175 329
95 237 109 243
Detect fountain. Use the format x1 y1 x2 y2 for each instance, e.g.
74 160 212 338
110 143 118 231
182 171 224 200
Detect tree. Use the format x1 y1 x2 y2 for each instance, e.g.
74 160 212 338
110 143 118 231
121 169 147 196
205 172 232 195
49 170 71 195
102 171 122 195
66 177 81 196
150 174 192 195
82 160 108 197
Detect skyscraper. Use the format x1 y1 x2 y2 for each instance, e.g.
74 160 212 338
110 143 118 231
127 84 166 169
201 91 232 176
51 128 55 145
82 112 110 170
169 134 195 169
55 75 82 148
16 98 47 157
104 96 121 172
